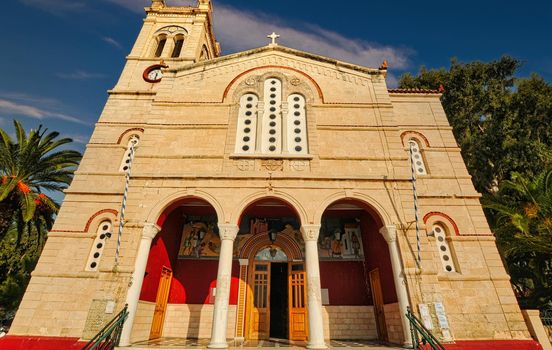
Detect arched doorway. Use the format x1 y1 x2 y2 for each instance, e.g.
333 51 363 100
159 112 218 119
234 198 308 342
318 199 403 344
136 197 229 341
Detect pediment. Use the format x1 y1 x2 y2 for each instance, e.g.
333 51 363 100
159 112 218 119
156 46 387 104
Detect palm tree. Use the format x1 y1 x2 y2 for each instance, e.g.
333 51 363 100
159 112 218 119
0 120 82 242
482 169 552 308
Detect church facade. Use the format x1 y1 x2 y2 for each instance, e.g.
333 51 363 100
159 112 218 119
6 1 541 349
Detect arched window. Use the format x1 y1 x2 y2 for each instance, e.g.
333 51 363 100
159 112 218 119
85 221 112 271
119 135 140 172
262 78 283 153
171 36 184 58
235 93 259 154
408 139 427 175
235 77 309 155
430 223 457 273
154 36 167 58
286 94 308 154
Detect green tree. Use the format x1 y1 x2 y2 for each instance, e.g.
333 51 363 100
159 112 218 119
0 224 45 324
399 57 552 195
399 57 552 308
482 169 552 308
0 120 82 242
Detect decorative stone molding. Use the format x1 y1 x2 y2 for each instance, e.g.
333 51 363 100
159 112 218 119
290 160 309 172
301 225 321 242
380 225 397 244
218 224 239 241
143 223 161 240
290 77 301 86
236 159 255 171
261 159 283 171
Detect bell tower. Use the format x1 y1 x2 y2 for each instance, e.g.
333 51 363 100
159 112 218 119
112 0 220 91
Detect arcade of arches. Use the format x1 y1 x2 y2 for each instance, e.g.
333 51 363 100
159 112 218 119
123 197 408 348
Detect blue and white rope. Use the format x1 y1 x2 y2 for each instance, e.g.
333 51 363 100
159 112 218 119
409 141 422 267
115 141 136 267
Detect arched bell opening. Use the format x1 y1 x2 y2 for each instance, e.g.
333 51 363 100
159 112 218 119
134 197 238 343
233 198 307 342
319 199 401 344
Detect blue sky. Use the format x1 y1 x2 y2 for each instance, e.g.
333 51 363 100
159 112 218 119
0 0 551 153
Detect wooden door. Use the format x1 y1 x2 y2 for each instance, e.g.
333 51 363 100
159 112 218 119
369 268 388 341
149 266 173 340
288 262 308 341
247 261 270 339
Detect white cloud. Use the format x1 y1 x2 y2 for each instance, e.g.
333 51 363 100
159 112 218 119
56 70 108 80
214 6 412 71
103 36 124 49
104 0 412 79
0 98 89 126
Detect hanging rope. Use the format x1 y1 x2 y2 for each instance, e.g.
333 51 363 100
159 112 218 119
115 139 137 267
409 141 422 267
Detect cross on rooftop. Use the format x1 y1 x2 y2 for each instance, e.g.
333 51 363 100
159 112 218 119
267 32 280 45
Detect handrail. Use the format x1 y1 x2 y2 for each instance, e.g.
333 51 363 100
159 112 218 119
82 304 129 350
406 307 446 350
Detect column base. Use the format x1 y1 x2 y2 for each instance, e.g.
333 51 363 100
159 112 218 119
307 342 328 349
207 342 229 349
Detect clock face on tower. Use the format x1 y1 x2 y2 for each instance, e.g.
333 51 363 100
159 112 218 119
143 64 168 83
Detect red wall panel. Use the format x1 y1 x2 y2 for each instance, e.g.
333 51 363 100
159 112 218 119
140 210 239 305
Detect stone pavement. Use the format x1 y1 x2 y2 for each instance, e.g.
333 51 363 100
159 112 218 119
120 338 405 349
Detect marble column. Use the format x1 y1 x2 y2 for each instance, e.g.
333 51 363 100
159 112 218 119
301 225 327 349
119 223 160 347
379 225 413 346
208 224 239 349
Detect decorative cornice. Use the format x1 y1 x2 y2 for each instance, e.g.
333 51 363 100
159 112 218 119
379 225 397 243
218 224 239 241
143 223 161 240
301 225 321 242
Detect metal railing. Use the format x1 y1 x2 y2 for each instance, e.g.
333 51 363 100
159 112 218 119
82 304 129 350
541 307 552 344
406 307 446 350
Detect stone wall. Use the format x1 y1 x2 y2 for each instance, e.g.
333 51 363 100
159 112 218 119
131 302 236 342
322 305 377 340
384 303 404 345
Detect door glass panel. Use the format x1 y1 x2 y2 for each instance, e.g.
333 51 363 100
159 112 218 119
291 263 304 271
255 246 287 261
255 264 268 271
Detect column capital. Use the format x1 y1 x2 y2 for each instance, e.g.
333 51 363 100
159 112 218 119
218 224 239 241
379 224 398 244
143 223 161 240
301 225 321 242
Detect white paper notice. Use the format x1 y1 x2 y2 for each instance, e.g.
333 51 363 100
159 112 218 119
418 303 433 330
434 302 450 329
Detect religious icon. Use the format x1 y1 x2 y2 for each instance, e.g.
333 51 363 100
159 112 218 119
331 229 343 258
178 218 220 258
351 232 361 257
318 218 364 260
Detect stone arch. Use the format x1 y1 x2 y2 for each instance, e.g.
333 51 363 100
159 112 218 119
423 211 460 236
223 65 325 103
313 191 392 226
230 190 308 226
400 130 430 148
147 190 226 228
84 209 118 233
117 128 144 144
239 232 303 261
